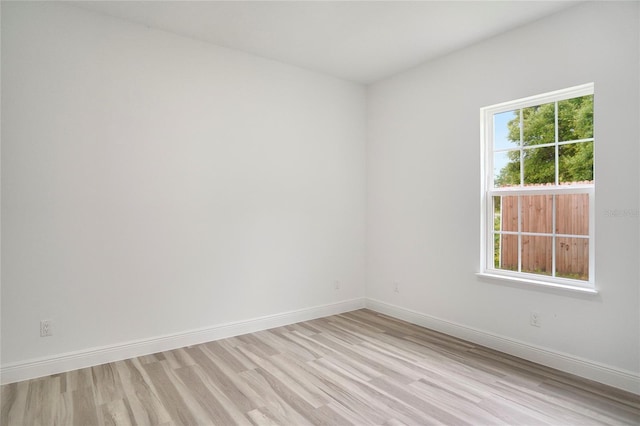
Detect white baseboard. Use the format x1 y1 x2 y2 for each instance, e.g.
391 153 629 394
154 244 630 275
0 298 365 385
365 298 640 395
5 297 638 395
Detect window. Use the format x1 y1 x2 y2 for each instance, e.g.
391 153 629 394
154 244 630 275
480 84 595 292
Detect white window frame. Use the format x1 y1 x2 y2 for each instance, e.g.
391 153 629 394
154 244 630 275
479 83 596 293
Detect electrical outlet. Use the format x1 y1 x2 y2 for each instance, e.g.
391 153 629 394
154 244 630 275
394 282 400 293
334 280 340 290
530 311 541 327
40 319 53 337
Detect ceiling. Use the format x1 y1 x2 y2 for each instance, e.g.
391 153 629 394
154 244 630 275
70 1 579 84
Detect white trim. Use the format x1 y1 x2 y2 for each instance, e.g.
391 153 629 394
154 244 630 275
365 298 639 395
0 298 365 385
489 185 593 197
482 83 594 115
476 272 598 294
4 297 638 396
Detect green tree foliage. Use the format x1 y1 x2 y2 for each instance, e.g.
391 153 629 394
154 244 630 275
495 95 593 186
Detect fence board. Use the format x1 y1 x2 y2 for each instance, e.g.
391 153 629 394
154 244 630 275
499 193 588 279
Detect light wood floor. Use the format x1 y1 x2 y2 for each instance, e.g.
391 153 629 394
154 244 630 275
2 309 639 425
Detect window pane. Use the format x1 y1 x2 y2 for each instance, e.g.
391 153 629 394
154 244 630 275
556 237 589 281
494 234 500 268
521 194 553 234
493 196 502 232
494 110 519 150
521 235 552 276
493 196 501 268
558 95 593 142
523 146 555 185
556 194 589 236
495 234 518 271
523 102 555 146
494 151 520 188
501 195 518 232
559 142 593 184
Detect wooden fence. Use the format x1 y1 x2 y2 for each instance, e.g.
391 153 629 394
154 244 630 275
499 193 589 279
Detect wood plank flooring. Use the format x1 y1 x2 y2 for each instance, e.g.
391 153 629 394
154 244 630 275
2 309 639 425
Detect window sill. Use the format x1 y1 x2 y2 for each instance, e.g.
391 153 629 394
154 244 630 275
476 272 598 295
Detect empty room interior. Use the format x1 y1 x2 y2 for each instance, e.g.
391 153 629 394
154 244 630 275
1 1 639 424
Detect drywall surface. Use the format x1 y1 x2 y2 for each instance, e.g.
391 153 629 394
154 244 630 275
1 2 366 365
367 1 639 376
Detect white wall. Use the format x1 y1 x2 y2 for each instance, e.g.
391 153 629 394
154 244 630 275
367 0 639 386
2 0 638 393
1 2 366 368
